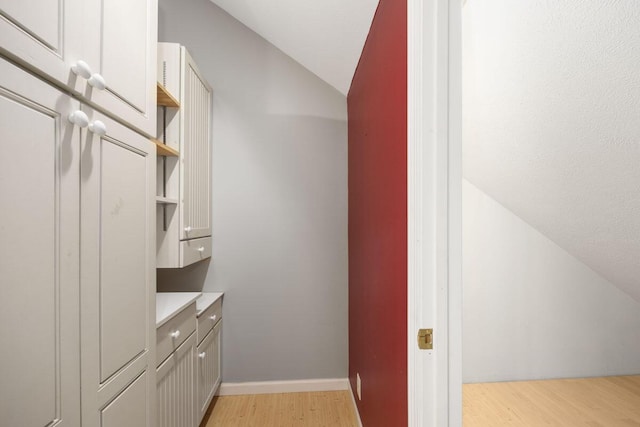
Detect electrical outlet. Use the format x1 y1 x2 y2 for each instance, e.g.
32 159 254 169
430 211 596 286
356 373 362 400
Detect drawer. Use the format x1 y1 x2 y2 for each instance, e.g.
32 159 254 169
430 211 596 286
180 237 212 267
156 302 196 367
197 298 222 345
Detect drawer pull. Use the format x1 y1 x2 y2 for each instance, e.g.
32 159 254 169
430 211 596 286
88 120 107 136
170 330 181 339
68 111 89 128
88 73 106 90
197 246 205 253
198 352 206 359
209 314 217 322
184 226 192 233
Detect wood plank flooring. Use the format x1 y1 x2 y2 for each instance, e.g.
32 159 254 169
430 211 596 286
201 390 359 427
463 375 640 427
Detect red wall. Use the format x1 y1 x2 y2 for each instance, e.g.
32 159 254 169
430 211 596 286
347 0 407 425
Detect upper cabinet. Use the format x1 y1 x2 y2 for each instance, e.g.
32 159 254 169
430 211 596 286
0 0 157 137
157 43 213 268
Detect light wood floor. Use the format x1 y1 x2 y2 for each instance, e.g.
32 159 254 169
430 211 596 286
201 390 359 427
464 375 640 427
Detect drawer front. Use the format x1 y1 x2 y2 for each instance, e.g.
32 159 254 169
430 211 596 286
180 236 212 267
156 303 196 367
197 298 222 345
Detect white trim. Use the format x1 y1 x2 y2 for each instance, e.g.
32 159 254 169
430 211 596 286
407 0 462 426
348 381 364 427
216 378 349 396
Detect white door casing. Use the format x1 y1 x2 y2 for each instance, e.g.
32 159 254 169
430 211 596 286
407 0 462 426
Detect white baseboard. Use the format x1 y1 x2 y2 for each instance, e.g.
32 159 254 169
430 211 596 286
217 378 350 396
348 380 364 427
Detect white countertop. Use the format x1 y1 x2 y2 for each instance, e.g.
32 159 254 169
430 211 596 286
156 292 202 327
196 292 224 316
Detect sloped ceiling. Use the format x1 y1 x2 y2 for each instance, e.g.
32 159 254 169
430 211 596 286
210 0 379 95
463 0 640 301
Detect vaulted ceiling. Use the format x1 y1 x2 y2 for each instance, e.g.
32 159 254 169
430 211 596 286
463 0 640 301
210 0 379 95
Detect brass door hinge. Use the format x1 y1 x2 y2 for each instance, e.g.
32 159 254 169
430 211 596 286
418 329 433 350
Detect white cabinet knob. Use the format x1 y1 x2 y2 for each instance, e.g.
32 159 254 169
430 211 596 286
198 352 206 359
71 60 92 79
209 315 217 322
170 330 181 339
184 226 192 233
88 73 106 90
197 246 205 253
68 110 89 128
88 120 107 136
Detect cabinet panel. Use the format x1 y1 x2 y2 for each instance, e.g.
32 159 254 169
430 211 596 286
0 57 80 427
180 50 212 240
157 333 196 427
99 135 148 381
80 108 156 427
0 0 83 93
101 373 148 427
197 321 222 423
81 0 157 136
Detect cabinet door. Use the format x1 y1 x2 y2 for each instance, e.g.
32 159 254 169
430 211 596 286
180 49 212 241
157 332 197 427
0 0 84 94
80 0 157 137
80 108 156 427
0 57 80 427
197 320 222 423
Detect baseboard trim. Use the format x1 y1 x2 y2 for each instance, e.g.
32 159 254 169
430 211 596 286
217 378 350 396
348 380 364 427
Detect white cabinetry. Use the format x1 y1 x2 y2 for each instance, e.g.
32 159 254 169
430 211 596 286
79 108 156 427
0 0 157 136
155 293 223 426
0 56 81 427
157 43 212 268
0 56 156 427
196 295 223 423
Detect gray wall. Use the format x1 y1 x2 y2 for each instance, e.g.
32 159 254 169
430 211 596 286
157 0 349 382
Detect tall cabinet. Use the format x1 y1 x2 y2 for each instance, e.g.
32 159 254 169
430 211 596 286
156 43 213 268
0 1 157 426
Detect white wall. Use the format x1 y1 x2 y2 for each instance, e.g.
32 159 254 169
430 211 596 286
463 0 640 301
463 180 640 383
157 0 348 382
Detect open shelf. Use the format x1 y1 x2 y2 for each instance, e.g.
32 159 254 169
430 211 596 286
152 138 179 157
157 82 180 108
156 196 178 205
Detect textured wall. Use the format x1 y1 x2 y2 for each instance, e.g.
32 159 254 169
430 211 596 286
463 0 640 301
463 180 640 383
348 0 407 425
158 0 349 382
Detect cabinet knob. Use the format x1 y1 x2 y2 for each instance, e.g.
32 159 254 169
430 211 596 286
89 120 107 136
209 314 217 322
184 226 192 233
71 60 92 79
68 111 89 128
198 352 206 359
88 73 106 90
170 330 181 339
198 246 205 253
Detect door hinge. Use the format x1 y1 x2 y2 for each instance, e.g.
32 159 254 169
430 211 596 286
418 328 433 350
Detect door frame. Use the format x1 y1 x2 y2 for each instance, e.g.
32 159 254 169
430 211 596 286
407 0 462 425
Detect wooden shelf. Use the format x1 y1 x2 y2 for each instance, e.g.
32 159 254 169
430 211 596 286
157 82 180 108
156 196 178 205
152 138 179 157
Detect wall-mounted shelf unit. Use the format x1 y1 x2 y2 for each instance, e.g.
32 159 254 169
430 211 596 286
157 82 180 108
152 138 179 157
156 43 212 268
